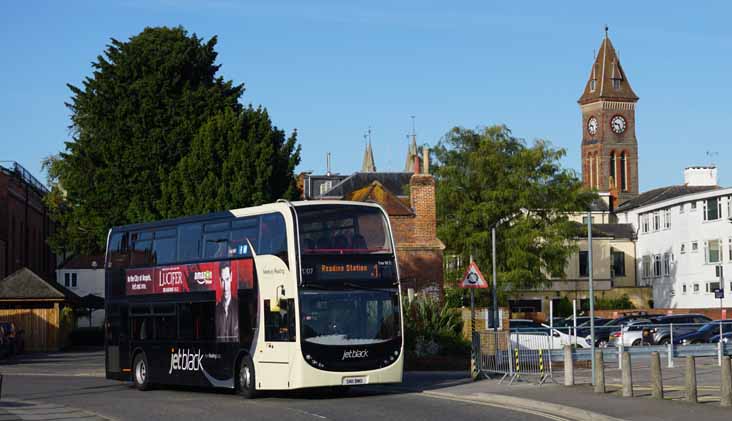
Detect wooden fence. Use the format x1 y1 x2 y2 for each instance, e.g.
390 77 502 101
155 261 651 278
0 305 63 352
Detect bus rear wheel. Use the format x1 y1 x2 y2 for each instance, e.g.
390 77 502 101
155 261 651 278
238 356 257 399
133 352 152 391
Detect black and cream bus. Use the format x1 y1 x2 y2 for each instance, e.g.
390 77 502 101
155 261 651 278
104 201 403 397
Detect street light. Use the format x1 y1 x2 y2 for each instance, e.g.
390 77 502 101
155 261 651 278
490 211 525 330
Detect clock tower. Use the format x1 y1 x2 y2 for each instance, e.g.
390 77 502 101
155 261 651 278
579 28 639 207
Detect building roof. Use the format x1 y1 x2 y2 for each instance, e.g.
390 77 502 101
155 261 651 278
0 268 79 301
345 181 414 216
578 30 638 105
572 222 635 239
61 254 105 270
322 172 413 198
615 185 720 212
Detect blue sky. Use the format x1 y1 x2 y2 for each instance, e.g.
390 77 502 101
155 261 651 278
2 1 731 191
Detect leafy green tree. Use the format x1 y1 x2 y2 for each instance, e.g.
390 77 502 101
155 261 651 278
434 125 595 295
45 26 299 254
157 107 300 217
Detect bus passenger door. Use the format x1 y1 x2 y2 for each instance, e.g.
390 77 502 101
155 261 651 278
254 255 296 390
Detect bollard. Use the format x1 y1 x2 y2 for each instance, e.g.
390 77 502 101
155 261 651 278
685 356 697 403
621 351 633 397
594 350 606 393
651 351 664 400
722 356 732 407
564 345 574 386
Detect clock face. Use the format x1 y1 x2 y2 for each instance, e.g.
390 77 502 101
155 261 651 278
587 117 598 136
611 115 627 134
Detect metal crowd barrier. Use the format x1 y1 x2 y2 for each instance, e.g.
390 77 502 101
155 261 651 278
474 330 554 385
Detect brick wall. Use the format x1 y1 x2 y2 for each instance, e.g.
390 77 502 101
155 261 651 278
391 172 444 296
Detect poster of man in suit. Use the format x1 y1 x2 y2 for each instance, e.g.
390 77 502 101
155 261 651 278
216 262 239 342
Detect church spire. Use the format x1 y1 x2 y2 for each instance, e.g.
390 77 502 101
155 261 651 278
361 128 376 172
578 27 638 105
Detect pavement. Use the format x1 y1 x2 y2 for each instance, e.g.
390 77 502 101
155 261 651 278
1 350 732 420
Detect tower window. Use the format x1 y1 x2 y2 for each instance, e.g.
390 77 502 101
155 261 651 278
612 79 620 89
620 152 628 192
609 152 616 188
590 79 596 92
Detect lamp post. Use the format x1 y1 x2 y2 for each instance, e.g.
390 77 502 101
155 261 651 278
588 210 596 386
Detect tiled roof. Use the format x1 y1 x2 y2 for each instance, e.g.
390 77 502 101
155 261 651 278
323 172 413 198
0 268 79 301
61 254 105 270
572 222 635 239
578 31 638 105
346 181 414 216
616 185 720 212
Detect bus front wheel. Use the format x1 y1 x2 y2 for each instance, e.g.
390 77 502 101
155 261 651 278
238 356 257 399
133 352 152 391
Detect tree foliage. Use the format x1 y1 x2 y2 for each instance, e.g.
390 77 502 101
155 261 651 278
434 125 595 294
45 26 300 254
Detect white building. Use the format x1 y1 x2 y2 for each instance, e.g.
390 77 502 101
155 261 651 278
616 167 732 308
56 255 105 327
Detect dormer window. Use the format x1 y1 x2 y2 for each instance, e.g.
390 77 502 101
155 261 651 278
590 79 596 92
612 79 620 89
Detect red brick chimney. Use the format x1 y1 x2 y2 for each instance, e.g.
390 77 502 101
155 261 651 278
410 148 436 244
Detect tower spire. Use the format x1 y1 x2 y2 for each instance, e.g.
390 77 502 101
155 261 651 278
404 116 420 172
361 128 376 172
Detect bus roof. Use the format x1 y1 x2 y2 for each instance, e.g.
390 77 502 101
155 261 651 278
108 200 386 233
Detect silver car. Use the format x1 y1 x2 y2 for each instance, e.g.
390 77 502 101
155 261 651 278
607 319 655 347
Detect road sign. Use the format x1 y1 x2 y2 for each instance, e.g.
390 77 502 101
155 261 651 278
715 288 724 299
460 261 488 289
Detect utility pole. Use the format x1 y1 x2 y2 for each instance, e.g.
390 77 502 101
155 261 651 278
588 210 596 386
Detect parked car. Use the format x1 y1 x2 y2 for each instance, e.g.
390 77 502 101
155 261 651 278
509 319 546 332
651 314 712 345
0 322 24 355
586 314 661 347
608 319 655 347
710 332 732 343
675 320 732 345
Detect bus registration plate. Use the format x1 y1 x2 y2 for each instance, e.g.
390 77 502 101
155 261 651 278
342 376 367 386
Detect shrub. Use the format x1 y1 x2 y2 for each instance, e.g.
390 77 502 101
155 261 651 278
403 297 470 357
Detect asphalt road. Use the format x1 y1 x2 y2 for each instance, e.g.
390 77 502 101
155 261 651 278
0 350 557 421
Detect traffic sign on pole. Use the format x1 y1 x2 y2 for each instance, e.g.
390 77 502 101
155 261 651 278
460 261 489 289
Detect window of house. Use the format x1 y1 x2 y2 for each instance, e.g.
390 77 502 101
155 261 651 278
682 284 687 294
708 282 721 294
679 203 685 214
705 239 721 264
641 214 649 234
652 212 661 231
729 238 732 261
653 255 662 277
680 243 686 254
611 250 625 277
704 197 722 221
693 283 700 293
663 253 671 276
582 216 595 225
691 201 697 211
664 209 671 229
691 241 699 252
579 251 589 277
64 272 78 288
642 255 651 279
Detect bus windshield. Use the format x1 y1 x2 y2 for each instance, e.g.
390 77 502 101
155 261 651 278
296 205 392 254
299 288 400 346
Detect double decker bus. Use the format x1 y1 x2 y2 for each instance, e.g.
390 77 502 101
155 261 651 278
104 201 403 397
